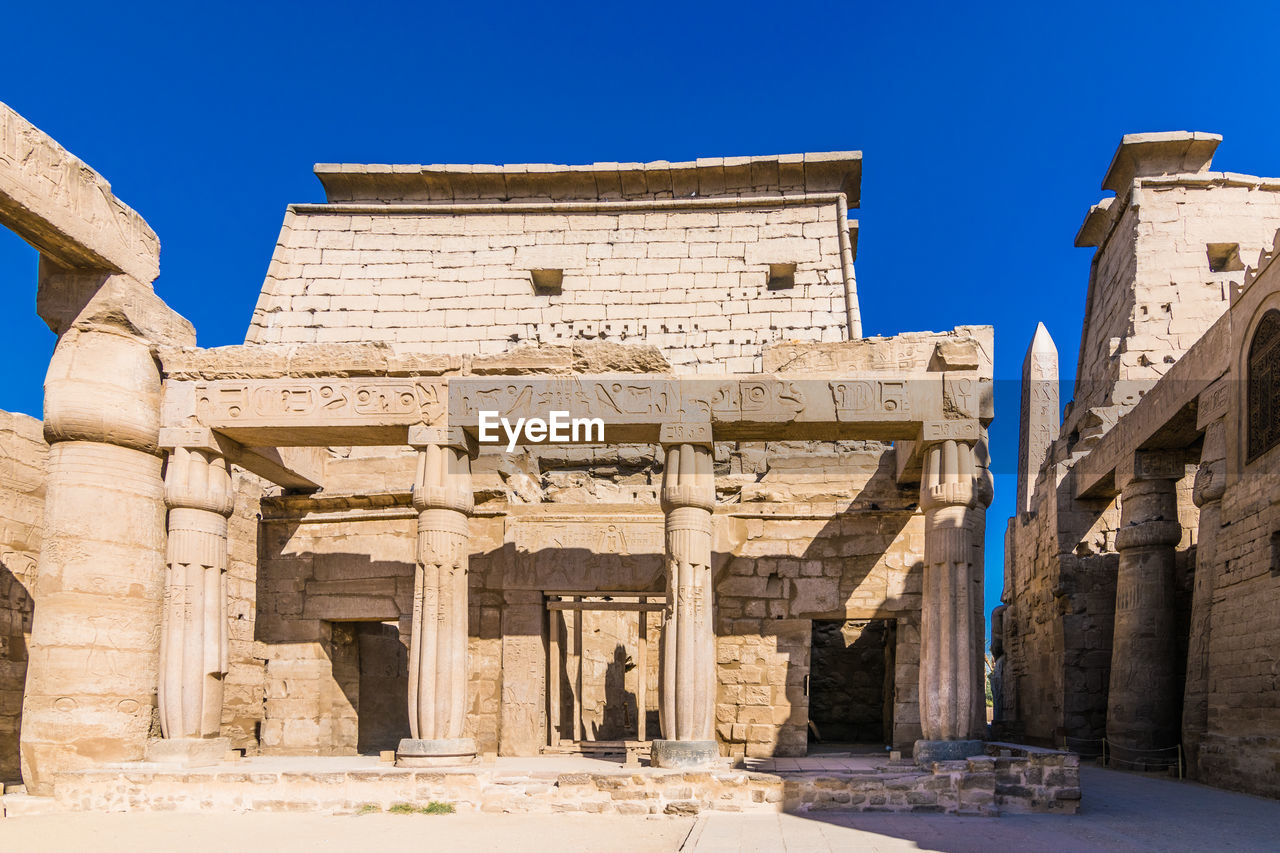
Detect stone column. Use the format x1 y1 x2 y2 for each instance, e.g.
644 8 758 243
397 427 477 766
149 442 234 766
652 427 718 769
915 436 992 764
19 326 167 795
1107 451 1183 756
1183 420 1225 777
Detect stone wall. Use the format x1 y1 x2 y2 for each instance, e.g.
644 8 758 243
0 411 45 783
1075 176 1280 415
224 472 265 751
1199 428 1280 797
247 204 851 373
248 436 928 761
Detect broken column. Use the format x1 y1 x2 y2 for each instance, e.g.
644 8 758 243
1184 415 1225 777
397 427 477 766
1016 322 1059 515
915 434 993 764
1107 450 1184 757
652 425 718 769
149 438 234 766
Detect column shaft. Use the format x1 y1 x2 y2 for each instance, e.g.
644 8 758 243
399 438 475 765
158 447 234 740
20 327 166 795
653 441 718 768
1107 466 1182 753
1184 421 1225 775
917 438 992 754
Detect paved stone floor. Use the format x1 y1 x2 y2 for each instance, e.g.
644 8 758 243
687 767 1280 852
2 766 1278 851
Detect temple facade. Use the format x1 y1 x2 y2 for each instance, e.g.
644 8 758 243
2 101 1021 812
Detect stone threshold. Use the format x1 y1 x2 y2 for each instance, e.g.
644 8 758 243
2 745 1081 817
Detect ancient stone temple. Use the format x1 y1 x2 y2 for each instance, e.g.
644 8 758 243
1001 132 1280 800
0 100 1085 816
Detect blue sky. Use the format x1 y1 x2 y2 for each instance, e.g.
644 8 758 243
3 0 1280 626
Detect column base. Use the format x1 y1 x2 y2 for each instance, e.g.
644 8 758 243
650 739 720 769
913 739 984 766
145 737 230 768
395 737 478 767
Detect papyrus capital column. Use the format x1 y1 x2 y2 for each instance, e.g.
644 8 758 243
151 436 234 765
20 325 167 794
915 432 993 763
398 426 477 766
1184 419 1226 776
1107 450 1184 756
653 423 719 769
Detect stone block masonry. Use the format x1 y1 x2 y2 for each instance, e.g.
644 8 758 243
0 411 46 783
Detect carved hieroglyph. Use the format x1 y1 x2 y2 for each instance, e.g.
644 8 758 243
1016 323 1059 514
0 102 160 283
159 446 234 740
658 438 716 743
406 440 474 745
918 438 992 741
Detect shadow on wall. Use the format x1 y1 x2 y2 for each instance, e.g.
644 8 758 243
1 555 34 783
249 445 927 759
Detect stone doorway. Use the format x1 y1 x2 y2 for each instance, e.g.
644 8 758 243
807 619 896 749
545 594 664 757
331 622 412 755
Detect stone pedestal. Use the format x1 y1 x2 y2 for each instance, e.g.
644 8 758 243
650 739 719 769
1107 451 1184 755
913 739 985 764
145 736 230 768
655 433 718 769
397 430 477 768
158 443 234 742
19 327 168 796
395 737 478 767
916 437 992 764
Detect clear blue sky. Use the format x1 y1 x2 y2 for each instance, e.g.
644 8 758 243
4 0 1279 628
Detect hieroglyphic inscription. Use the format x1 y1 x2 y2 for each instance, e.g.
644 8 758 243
511 518 664 555
194 379 445 427
0 103 160 281
830 379 909 420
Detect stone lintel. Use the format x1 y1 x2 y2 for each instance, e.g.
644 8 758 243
658 421 712 447
314 151 862 206
1101 131 1221 195
164 373 979 448
0 102 160 283
763 325 994 379
1074 312 1231 499
158 425 323 491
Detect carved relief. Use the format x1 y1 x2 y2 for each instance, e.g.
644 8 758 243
194 379 445 426
830 379 909 420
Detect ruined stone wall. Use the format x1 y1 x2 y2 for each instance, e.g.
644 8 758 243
1199 453 1280 797
0 411 45 782
246 204 850 373
1075 181 1280 415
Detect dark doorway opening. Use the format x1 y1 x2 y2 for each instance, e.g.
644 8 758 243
808 619 895 748
332 621 412 754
